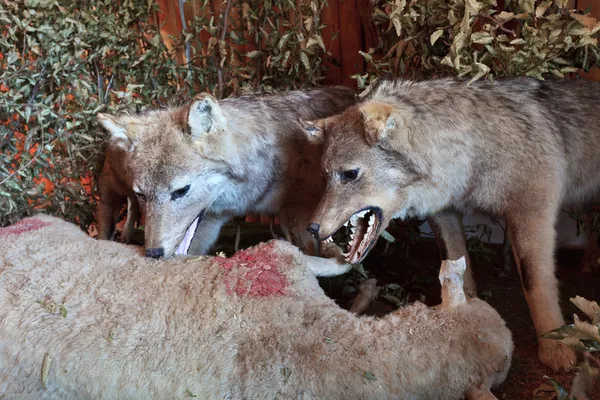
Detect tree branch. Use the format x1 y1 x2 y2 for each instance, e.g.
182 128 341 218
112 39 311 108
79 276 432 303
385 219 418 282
218 0 233 99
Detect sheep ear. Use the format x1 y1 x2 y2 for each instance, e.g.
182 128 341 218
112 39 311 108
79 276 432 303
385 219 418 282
300 118 326 144
97 113 133 149
188 93 226 139
360 103 399 146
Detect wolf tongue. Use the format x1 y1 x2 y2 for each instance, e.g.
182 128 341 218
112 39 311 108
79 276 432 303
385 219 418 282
175 217 200 256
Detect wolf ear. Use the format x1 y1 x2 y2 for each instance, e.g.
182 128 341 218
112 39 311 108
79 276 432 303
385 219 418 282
97 113 133 148
188 93 226 139
360 103 400 146
300 118 326 144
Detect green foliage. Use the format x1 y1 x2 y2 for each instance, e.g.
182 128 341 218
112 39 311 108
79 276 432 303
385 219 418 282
356 0 600 90
542 296 600 352
541 296 600 399
0 0 329 228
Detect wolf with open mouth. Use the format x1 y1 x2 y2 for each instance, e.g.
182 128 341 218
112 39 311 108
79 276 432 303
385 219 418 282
97 86 356 275
302 77 600 373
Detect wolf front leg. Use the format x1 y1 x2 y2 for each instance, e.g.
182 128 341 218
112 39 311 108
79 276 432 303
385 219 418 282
120 196 140 244
428 210 477 298
506 205 576 372
186 213 230 255
97 190 126 241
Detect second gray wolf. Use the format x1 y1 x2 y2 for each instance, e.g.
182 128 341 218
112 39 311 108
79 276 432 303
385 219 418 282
302 77 600 371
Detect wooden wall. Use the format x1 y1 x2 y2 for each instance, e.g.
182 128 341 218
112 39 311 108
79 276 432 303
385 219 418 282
579 0 600 81
155 0 600 87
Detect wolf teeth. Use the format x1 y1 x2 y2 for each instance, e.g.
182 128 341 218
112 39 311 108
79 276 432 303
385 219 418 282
356 210 368 218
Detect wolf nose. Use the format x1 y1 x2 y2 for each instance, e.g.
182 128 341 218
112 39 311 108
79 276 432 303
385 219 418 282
145 248 164 259
307 222 321 239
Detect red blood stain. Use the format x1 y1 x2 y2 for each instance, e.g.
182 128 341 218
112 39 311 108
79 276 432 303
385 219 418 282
217 241 289 297
0 218 51 237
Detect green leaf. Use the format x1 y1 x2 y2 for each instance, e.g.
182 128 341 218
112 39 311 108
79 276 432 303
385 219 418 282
471 32 494 45
245 50 262 59
300 52 311 71
571 296 600 324
358 50 372 62
278 33 292 50
380 230 396 243
543 376 570 400
430 29 444 46
519 0 535 14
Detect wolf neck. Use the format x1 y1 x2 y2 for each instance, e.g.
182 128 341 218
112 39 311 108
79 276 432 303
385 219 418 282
208 102 304 216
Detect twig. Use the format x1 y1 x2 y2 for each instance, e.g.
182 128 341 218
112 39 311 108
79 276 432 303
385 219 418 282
26 65 47 108
94 59 103 102
103 74 115 104
178 0 191 68
150 76 166 107
217 0 233 99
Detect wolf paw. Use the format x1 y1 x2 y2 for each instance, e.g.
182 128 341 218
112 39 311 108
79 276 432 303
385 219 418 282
539 340 576 372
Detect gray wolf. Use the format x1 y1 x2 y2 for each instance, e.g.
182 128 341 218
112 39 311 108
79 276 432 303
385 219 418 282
302 77 600 371
97 87 355 275
0 215 512 399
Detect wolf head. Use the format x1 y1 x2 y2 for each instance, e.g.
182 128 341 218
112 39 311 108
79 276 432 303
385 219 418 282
97 94 237 258
302 101 442 265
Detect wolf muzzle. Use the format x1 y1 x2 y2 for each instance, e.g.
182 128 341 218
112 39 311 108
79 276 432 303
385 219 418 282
145 247 164 259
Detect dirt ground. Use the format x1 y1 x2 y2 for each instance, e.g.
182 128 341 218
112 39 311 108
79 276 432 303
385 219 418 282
157 221 600 399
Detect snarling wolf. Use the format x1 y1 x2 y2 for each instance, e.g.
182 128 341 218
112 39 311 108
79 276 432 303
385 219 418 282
97 86 356 275
303 77 600 371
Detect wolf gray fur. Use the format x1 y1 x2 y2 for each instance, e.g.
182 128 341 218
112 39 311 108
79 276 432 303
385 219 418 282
97 86 356 275
302 77 600 371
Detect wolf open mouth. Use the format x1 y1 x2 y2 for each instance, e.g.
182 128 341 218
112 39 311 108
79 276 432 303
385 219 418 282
321 207 382 265
175 209 206 256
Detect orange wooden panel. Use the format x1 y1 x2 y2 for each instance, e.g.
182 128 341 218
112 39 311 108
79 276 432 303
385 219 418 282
337 0 364 88
578 0 600 81
322 0 343 85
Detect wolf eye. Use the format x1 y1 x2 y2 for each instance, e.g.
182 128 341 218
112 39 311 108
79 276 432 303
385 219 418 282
341 169 360 182
171 184 190 200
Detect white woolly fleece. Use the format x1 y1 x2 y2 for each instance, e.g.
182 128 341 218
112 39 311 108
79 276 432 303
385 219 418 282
0 215 512 399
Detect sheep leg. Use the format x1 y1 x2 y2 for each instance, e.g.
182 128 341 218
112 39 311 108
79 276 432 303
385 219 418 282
428 211 477 298
349 279 380 315
438 256 467 310
303 254 352 277
280 205 351 277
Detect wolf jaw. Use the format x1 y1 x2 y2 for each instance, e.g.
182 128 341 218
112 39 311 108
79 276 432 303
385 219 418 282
321 207 382 264
175 209 206 256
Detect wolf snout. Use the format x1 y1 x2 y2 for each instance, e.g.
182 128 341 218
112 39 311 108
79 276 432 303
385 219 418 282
307 222 321 239
145 247 164 259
